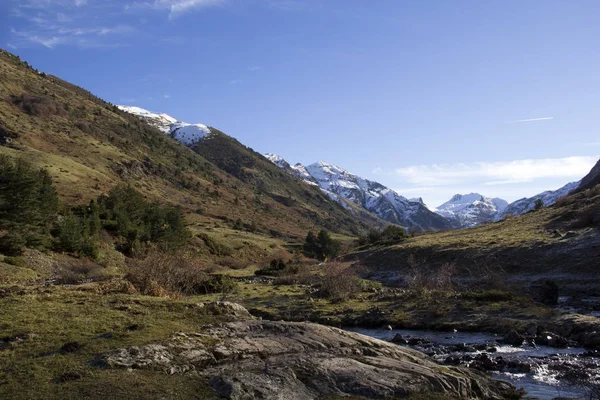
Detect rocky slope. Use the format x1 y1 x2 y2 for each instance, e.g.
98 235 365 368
577 158 600 192
497 180 580 220
435 193 508 228
100 317 513 400
265 155 452 231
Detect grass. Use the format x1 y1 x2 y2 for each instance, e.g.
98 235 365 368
346 187 600 278
0 47 380 267
0 285 228 399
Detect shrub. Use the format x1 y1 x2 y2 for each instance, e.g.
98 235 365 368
11 93 67 117
53 258 105 284
314 263 363 302
571 204 600 229
359 225 408 247
125 251 236 297
303 230 340 261
534 198 544 210
405 256 457 292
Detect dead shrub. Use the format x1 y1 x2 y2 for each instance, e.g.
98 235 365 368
404 256 457 292
314 262 363 302
96 279 137 295
53 258 105 284
11 93 67 117
273 264 314 285
571 204 600 229
125 251 236 297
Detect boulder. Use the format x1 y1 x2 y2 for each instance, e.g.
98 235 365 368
390 333 408 344
503 330 525 346
529 279 559 305
98 320 513 399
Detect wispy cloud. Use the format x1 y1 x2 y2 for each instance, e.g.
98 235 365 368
507 117 554 123
247 65 262 71
8 0 135 49
7 0 224 49
394 156 597 187
127 0 227 18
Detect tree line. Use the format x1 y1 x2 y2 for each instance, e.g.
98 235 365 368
0 156 190 257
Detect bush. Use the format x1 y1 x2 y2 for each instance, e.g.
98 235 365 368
303 230 340 261
314 263 363 302
571 204 600 229
125 251 236 297
11 93 67 117
359 225 408 247
405 256 457 292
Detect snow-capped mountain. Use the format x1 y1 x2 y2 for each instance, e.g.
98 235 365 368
264 153 316 184
435 193 508 228
118 105 210 145
264 155 451 231
497 181 580 219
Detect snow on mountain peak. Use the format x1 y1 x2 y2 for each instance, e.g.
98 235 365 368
436 193 508 228
118 105 210 145
496 180 580 220
265 155 451 231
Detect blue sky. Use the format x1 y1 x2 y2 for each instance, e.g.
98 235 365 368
2 0 599 207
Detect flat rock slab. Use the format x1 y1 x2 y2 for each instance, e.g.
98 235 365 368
99 320 513 399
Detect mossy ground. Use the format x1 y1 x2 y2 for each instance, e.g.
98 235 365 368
0 284 226 399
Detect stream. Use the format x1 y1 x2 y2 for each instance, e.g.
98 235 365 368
349 327 600 399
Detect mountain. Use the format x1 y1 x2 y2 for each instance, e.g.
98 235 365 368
265 155 452 231
435 193 508 228
578 158 600 192
117 105 210 145
116 106 386 236
0 48 381 249
497 181 580 219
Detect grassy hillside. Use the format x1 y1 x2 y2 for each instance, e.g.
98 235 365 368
346 183 600 290
0 49 383 260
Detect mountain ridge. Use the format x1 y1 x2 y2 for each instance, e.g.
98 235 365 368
435 193 508 228
264 154 451 231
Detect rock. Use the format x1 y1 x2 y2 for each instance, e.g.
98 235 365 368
59 341 83 354
537 331 570 348
98 320 512 399
390 333 408 344
197 301 254 319
503 330 525 346
529 279 559 305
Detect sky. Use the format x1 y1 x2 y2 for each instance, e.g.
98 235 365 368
1 0 599 208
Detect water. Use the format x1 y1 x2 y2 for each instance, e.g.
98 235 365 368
349 327 599 399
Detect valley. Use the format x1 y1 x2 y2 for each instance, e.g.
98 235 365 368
0 45 599 400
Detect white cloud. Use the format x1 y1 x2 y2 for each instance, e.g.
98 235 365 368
394 156 598 187
508 117 554 123
128 0 226 17
8 0 135 49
